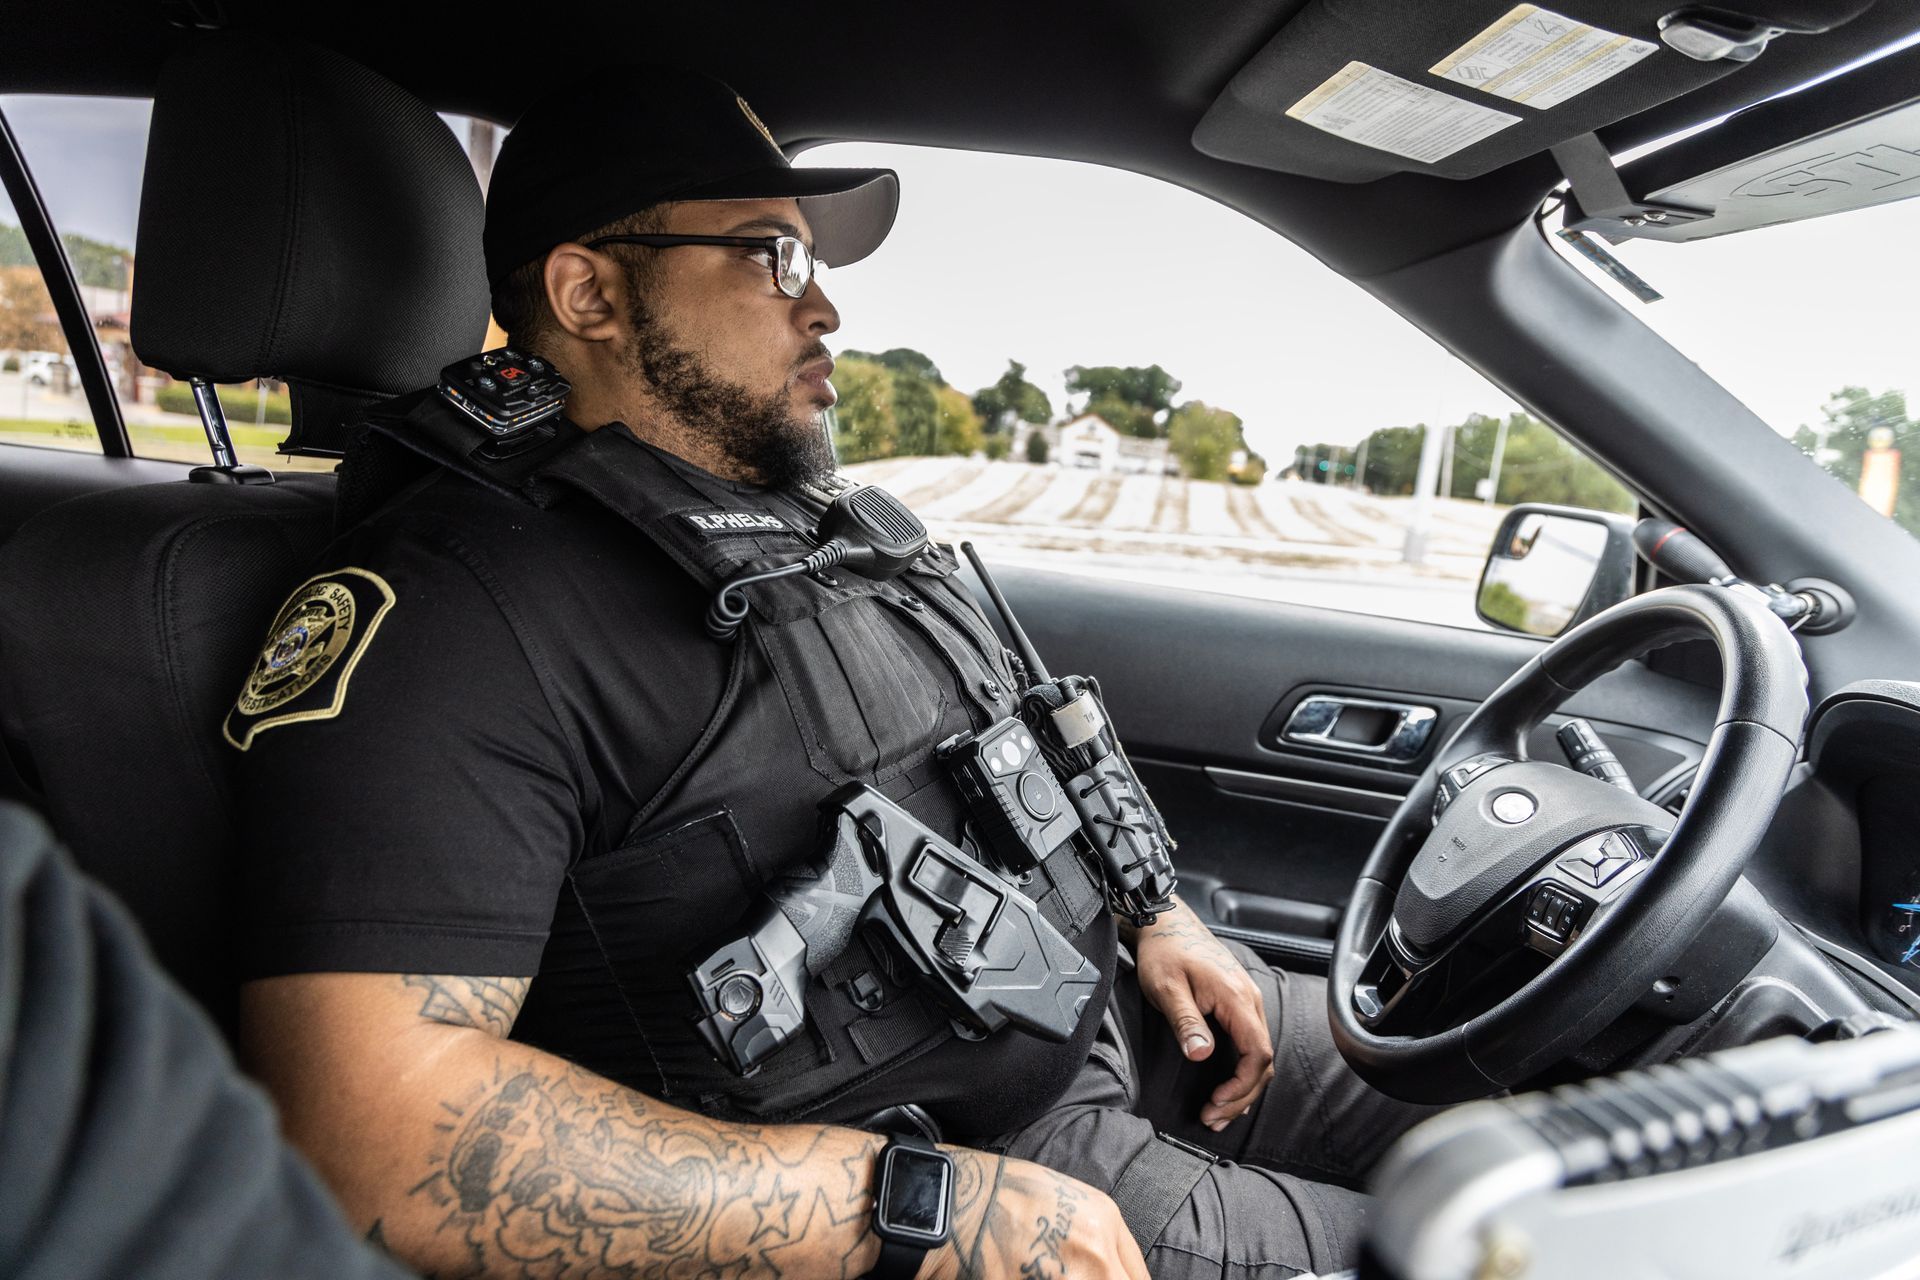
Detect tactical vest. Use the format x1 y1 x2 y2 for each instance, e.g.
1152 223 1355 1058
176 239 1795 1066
354 390 1115 1124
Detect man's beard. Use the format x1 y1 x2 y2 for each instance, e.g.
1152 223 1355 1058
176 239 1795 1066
621 296 836 488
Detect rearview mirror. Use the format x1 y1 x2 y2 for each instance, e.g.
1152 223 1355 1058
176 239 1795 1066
1477 504 1635 638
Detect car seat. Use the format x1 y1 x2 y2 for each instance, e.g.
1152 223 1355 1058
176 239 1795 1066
0 32 489 1034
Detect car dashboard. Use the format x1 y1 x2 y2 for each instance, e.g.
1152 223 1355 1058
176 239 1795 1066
1744 680 1920 1016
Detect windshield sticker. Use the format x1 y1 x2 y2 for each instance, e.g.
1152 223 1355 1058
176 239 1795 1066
1433 5 1658 111
1286 62 1519 164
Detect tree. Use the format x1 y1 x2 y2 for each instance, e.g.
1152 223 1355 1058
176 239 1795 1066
60 233 132 291
828 356 898 464
1025 431 1050 464
933 385 984 456
971 360 1053 433
0 265 63 355
842 347 944 386
891 371 939 456
0 222 32 270
1167 401 1244 482
1065 364 1181 438
1793 386 1917 530
1296 412 1633 513
1473 413 1632 512
1082 395 1156 440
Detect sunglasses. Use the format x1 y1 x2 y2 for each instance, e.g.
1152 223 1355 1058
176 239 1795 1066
582 233 823 299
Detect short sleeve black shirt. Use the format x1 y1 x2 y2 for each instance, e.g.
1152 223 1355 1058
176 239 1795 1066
234 443 1114 1140
235 468 725 978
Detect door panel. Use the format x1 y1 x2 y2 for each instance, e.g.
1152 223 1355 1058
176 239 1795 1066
975 565 1718 966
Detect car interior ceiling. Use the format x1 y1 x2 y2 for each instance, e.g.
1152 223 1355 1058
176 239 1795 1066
4 1 1920 1062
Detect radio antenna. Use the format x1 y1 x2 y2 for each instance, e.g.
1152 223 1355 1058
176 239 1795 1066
960 541 1050 683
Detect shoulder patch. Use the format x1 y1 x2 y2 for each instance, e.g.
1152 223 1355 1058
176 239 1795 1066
223 568 397 751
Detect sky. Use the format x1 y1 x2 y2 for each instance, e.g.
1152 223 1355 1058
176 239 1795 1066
5 66 1917 466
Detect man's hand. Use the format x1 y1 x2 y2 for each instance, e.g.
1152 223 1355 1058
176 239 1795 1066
1128 896 1275 1130
929 1151 1149 1280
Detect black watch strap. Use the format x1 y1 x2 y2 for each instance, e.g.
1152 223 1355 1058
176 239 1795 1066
872 1235 930 1280
867 1132 953 1280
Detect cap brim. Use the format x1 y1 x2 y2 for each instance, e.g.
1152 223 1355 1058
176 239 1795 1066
674 167 899 267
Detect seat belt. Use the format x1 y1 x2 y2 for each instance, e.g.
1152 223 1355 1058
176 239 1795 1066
1108 1132 1218 1253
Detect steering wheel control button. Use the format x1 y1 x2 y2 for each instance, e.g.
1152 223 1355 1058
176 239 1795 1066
1525 884 1587 952
1491 791 1537 824
1433 753 1515 822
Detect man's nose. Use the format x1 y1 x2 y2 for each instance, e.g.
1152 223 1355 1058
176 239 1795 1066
797 277 839 336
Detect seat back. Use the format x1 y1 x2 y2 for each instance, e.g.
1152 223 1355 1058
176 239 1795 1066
0 32 488 1029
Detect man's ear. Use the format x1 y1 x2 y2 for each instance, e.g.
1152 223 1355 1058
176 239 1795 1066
543 244 627 343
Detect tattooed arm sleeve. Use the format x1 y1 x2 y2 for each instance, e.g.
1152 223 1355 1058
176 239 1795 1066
238 972 1135 1280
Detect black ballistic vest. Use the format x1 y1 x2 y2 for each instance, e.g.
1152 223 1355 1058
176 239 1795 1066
356 392 1115 1127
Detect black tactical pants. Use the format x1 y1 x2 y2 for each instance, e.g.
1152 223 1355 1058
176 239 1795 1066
995 943 1445 1277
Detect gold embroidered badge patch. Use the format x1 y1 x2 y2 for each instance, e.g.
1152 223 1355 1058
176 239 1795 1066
736 95 777 150
223 567 396 750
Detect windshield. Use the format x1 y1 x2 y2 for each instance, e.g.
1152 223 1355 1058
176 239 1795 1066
1553 136 1920 543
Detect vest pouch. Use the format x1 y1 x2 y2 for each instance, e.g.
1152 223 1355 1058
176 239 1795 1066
905 544 1023 676
566 808 820 1100
758 591 950 785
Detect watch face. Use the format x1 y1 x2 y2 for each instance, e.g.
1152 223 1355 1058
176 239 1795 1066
881 1147 952 1241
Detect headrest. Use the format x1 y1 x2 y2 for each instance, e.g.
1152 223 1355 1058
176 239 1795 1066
131 33 490 455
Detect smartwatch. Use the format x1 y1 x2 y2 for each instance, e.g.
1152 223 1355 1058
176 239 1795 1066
867 1132 955 1279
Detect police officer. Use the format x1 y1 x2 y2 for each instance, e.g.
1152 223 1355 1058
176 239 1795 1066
233 70 1432 1280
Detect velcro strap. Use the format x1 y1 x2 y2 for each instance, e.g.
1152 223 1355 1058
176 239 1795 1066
848 995 947 1066
1109 1133 1217 1253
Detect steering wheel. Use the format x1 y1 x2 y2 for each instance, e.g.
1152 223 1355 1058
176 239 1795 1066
1328 584 1808 1104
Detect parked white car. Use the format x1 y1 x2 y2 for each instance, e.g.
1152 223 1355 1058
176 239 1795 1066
23 351 77 387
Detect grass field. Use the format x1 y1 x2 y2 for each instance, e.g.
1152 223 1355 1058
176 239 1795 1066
0 416 337 470
0 416 288 449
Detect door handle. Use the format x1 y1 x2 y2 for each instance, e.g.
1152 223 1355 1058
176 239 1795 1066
1279 695 1437 763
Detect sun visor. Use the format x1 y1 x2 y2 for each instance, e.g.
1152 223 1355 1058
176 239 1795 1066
1193 1 1878 183
1570 42 1920 242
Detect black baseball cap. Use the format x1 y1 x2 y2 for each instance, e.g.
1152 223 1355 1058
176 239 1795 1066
483 68 898 290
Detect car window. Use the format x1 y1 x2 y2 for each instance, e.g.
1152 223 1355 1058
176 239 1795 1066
798 142 1631 631
0 143 98 456
1550 181 1920 545
1 96 503 471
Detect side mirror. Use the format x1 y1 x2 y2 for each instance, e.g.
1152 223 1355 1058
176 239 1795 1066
1477 504 1635 638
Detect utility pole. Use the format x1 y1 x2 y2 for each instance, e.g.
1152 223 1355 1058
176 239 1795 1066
1483 415 1509 504
1402 422 1443 565
1353 435 1369 490
468 118 497 193
1438 422 1455 503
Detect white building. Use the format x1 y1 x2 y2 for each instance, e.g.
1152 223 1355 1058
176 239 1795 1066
1023 413 1176 474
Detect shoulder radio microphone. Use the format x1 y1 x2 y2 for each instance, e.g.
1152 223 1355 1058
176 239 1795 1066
706 483 930 642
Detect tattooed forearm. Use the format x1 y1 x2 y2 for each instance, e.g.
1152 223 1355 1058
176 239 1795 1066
402 974 531 1037
409 1059 881 1280
1119 894 1215 953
